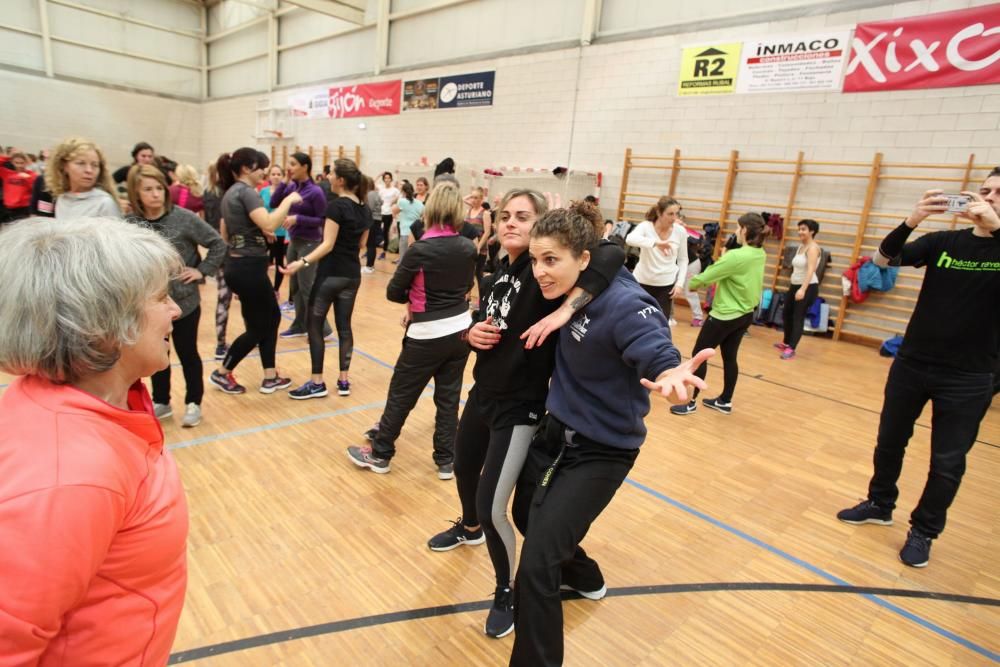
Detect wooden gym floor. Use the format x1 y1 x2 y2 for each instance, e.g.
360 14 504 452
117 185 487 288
3 258 997 665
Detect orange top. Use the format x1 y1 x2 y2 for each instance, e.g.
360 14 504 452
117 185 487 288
0 375 188 666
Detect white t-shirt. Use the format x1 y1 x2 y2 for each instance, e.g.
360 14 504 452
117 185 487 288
625 221 689 287
379 185 399 215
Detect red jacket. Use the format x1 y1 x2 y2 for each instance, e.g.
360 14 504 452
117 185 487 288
0 160 38 209
0 376 188 666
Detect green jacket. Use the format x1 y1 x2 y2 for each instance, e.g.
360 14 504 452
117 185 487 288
689 245 766 321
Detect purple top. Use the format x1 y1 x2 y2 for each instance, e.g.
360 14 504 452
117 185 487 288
270 179 327 242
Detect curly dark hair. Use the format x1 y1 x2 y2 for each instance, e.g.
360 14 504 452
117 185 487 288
530 201 604 257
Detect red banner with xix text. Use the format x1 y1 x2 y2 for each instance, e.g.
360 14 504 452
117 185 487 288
327 81 401 119
843 4 1000 92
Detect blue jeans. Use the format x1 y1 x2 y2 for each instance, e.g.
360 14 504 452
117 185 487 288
868 357 992 538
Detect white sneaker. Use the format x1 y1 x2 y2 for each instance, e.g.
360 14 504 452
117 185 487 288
560 583 607 600
181 403 202 428
153 403 172 419
668 318 677 327
361 266 375 274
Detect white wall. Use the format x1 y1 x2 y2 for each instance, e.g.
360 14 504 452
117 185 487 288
0 69 202 171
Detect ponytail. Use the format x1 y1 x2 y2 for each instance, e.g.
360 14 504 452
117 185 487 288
217 147 266 193
738 212 769 248
333 158 368 200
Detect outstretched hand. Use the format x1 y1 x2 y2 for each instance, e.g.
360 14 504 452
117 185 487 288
640 348 715 404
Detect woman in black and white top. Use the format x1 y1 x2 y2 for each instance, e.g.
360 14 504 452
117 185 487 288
777 219 821 360
209 147 300 395
347 182 477 478
284 159 370 400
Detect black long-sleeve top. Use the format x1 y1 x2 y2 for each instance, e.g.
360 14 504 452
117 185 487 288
879 221 1000 373
472 240 625 402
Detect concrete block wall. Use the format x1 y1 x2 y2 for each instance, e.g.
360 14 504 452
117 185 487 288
198 0 1000 208
0 69 202 172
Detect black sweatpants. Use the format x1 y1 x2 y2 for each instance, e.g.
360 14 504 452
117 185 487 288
371 330 470 465
151 306 203 405
641 282 676 322
509 417 639 667
222 256 281 371
867 357 992 538
691 311 753 403
308 275 361 373
782 283 819 350
453 387 543 587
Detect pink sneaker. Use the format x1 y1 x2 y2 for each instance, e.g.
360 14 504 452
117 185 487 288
781 348 796 360
773 342 789 351
690 318 703 327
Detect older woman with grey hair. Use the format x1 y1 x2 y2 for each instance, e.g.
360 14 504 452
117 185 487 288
0 216 189 664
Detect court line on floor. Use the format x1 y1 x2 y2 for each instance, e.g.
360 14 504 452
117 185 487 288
166 582 999 663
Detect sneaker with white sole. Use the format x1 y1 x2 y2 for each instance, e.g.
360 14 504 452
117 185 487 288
836 499 893 526
670 400 697 416
899 528 932 567
560 583 608 601
210 370 246 394
336 380 351 396
153 403 173 419
260 375 292 394
361 266 375 274
214 343 229 362
181 403 202 428
436 462 454 480
289 380 328 400
702 397 732 415
484 586 514 638
427 518 486 551
346 445 390 473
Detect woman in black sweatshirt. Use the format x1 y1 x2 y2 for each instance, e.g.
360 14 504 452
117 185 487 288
424 189 624 640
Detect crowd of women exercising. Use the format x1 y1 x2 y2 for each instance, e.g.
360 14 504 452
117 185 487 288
2 135 840 667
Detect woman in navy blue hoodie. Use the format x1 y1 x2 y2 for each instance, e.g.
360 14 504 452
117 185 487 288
424 190 624 640
508 203 713 667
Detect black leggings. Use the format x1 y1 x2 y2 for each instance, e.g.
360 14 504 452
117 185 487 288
365 218 382 267
782 283 819 350
269 238 287 291
454 388 541 587
640 283 675 322
222 256 281 371
691 311 753 402
381 214 393 249
151 306 203 405
308 275 361 374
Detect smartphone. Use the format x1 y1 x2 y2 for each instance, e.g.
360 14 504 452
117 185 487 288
945 194 971 213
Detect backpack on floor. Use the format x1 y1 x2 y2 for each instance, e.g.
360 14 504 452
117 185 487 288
879 335 904 357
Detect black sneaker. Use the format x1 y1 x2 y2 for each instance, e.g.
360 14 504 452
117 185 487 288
670 400 697 416
702 397 732 415
484 586 514 638
214 343 229 362
427 518 485 552
899 528 932 567
437 463 455 480
836 499 893 526
289 380 328 400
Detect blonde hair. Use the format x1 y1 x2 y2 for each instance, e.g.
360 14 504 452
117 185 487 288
424 182 465 231
46 137 117 201
0 216 182 384
175 164 204 197
127 164 172 219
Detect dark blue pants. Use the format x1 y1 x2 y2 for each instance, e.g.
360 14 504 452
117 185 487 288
868 357 992 538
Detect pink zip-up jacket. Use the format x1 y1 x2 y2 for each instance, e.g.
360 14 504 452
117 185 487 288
0 375 188 666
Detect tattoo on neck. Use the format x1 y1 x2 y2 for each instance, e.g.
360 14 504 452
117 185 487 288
569 293 592 311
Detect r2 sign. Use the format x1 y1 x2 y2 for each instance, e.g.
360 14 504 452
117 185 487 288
844 4 1000 92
